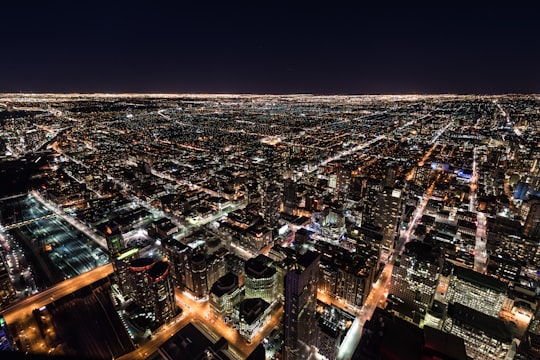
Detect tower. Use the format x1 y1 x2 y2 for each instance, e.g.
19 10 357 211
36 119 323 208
283 250 320 360
127 257 176 326
283 179 297 216
147 260 177 325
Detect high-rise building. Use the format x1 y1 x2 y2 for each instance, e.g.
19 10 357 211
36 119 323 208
523 198 540 239
207 247 229 290
126 257 177 326
147 260 177 325
113 246 140 297
102 223 125 257
245 256 278 304
368 189 402 254
283 179 297 216
283 250 320 360
261 182 282 228
384 162 397 189
387 241 442 325
316 241 377 307
185 252 208 299
162 238 191 289
128 257 156 314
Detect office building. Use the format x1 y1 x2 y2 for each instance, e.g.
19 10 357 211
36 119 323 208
162 238 191 289
283 179 297 216
443 303 513 360
126 257 176 326
260 182 281 228
283 250 320 360
238 298 272 342
445 266 508 318
244 256 278 304
209 272 242 316
387 241 443 325
102 223 125 257
523 197 540 239
207 247 229 290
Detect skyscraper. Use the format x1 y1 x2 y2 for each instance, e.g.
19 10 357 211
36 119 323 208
283 250 320 360
283 179 297 216
523 197 540 239
127 257 177 326
387 241 442 325
148 260 177 325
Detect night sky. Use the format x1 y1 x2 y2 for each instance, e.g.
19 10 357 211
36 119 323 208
1 4 539 94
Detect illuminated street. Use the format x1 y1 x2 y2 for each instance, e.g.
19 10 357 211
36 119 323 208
1 94 539 360
3 263 114 325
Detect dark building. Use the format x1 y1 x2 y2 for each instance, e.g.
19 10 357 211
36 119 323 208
158 322 232 360
283 250 320 360
185 252 208 299
355 307 467 360
162 238 191 289
283 179 297 216
523 198 540 239
517 308 540 360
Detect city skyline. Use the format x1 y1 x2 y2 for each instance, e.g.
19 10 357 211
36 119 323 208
1 93 540 359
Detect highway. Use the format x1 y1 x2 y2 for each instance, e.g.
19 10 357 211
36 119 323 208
2 263 114 325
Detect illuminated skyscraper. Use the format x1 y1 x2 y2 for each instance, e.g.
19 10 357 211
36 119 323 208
244 256 278 304
283 250 320 360
127 257 177 326
147 260 177 325
387 241 442 325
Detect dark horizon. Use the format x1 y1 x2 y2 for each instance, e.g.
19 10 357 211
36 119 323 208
1 4 539 95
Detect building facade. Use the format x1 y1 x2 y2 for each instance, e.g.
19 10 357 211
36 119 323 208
283 250 320 360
